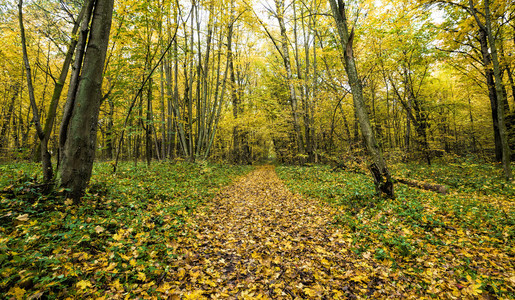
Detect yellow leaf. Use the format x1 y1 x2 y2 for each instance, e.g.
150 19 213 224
189 269 201 279
177 267 186 279
64 198 74 206
304 287 318 297
129 259 137 267
156 282 172 293
470 282 482 295
315 246 327 254
204 279 217 287
137 272 146 281
240 290 256 299
113 233 122 241
77 280 92 290
351 274 366 282
106 262 117 271
110 279 123 291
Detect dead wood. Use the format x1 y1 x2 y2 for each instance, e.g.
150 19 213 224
394 177 448 195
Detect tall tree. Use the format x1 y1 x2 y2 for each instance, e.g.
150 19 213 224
328 0 394 197
479 0 512 180
58 0 115 200
18 0 49 181
428 0 511 162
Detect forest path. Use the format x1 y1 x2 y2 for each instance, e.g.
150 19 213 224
166 165 356 299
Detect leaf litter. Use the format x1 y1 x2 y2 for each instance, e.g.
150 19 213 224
167 165 373 299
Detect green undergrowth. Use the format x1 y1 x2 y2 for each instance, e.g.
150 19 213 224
277 162 514 298
0 161 252 299
391 157 515 197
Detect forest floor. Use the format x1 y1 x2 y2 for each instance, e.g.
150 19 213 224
0 160 513 299
162 164 514 299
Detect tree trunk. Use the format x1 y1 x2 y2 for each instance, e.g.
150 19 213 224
18 0 50 182
146 77 153 166
275 0 304 156
328 0 394 197
0 84 19 153
105 100 114 159
467 95 477 152
482 0 512 180
59 0 95 166
479 30 503 161
228 11 240 164
35 1 87 179
59 0 115 200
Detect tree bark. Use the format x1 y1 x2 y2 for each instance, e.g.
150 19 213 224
228 18 240 164
59 0 115 200
146 77 153 166
34 2 87 180
328 0 394 197
478 29 503 161
482 0 512 180
18 0 50 181
59 0 95 166
274 0 304 156
0 84 19 153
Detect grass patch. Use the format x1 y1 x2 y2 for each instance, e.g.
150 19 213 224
0 161 252 299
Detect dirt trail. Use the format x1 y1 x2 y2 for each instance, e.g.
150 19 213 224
166 165 358 299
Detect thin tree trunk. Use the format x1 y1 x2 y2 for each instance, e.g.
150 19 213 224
474 12 503 161
228 3 240 163
203 27 227 159
146 77 153 166
18 0 50 182
467 95 477 152
275 0 304 156
481 0 512 179
0 84 19 153
35 2 87 179
113 17 183 172
329 0 394 197
159 40 167 159
105 100 114 159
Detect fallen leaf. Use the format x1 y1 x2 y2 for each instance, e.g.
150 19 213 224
16 214 29 222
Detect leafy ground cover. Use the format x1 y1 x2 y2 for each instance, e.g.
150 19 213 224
277 160 514 298
1 159 513 299
0 161 252 299
160 165 379 299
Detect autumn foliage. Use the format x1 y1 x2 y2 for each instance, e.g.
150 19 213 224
0 0 514 298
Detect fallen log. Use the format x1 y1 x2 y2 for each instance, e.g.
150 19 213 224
394 177 448 195
328 158 449 195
